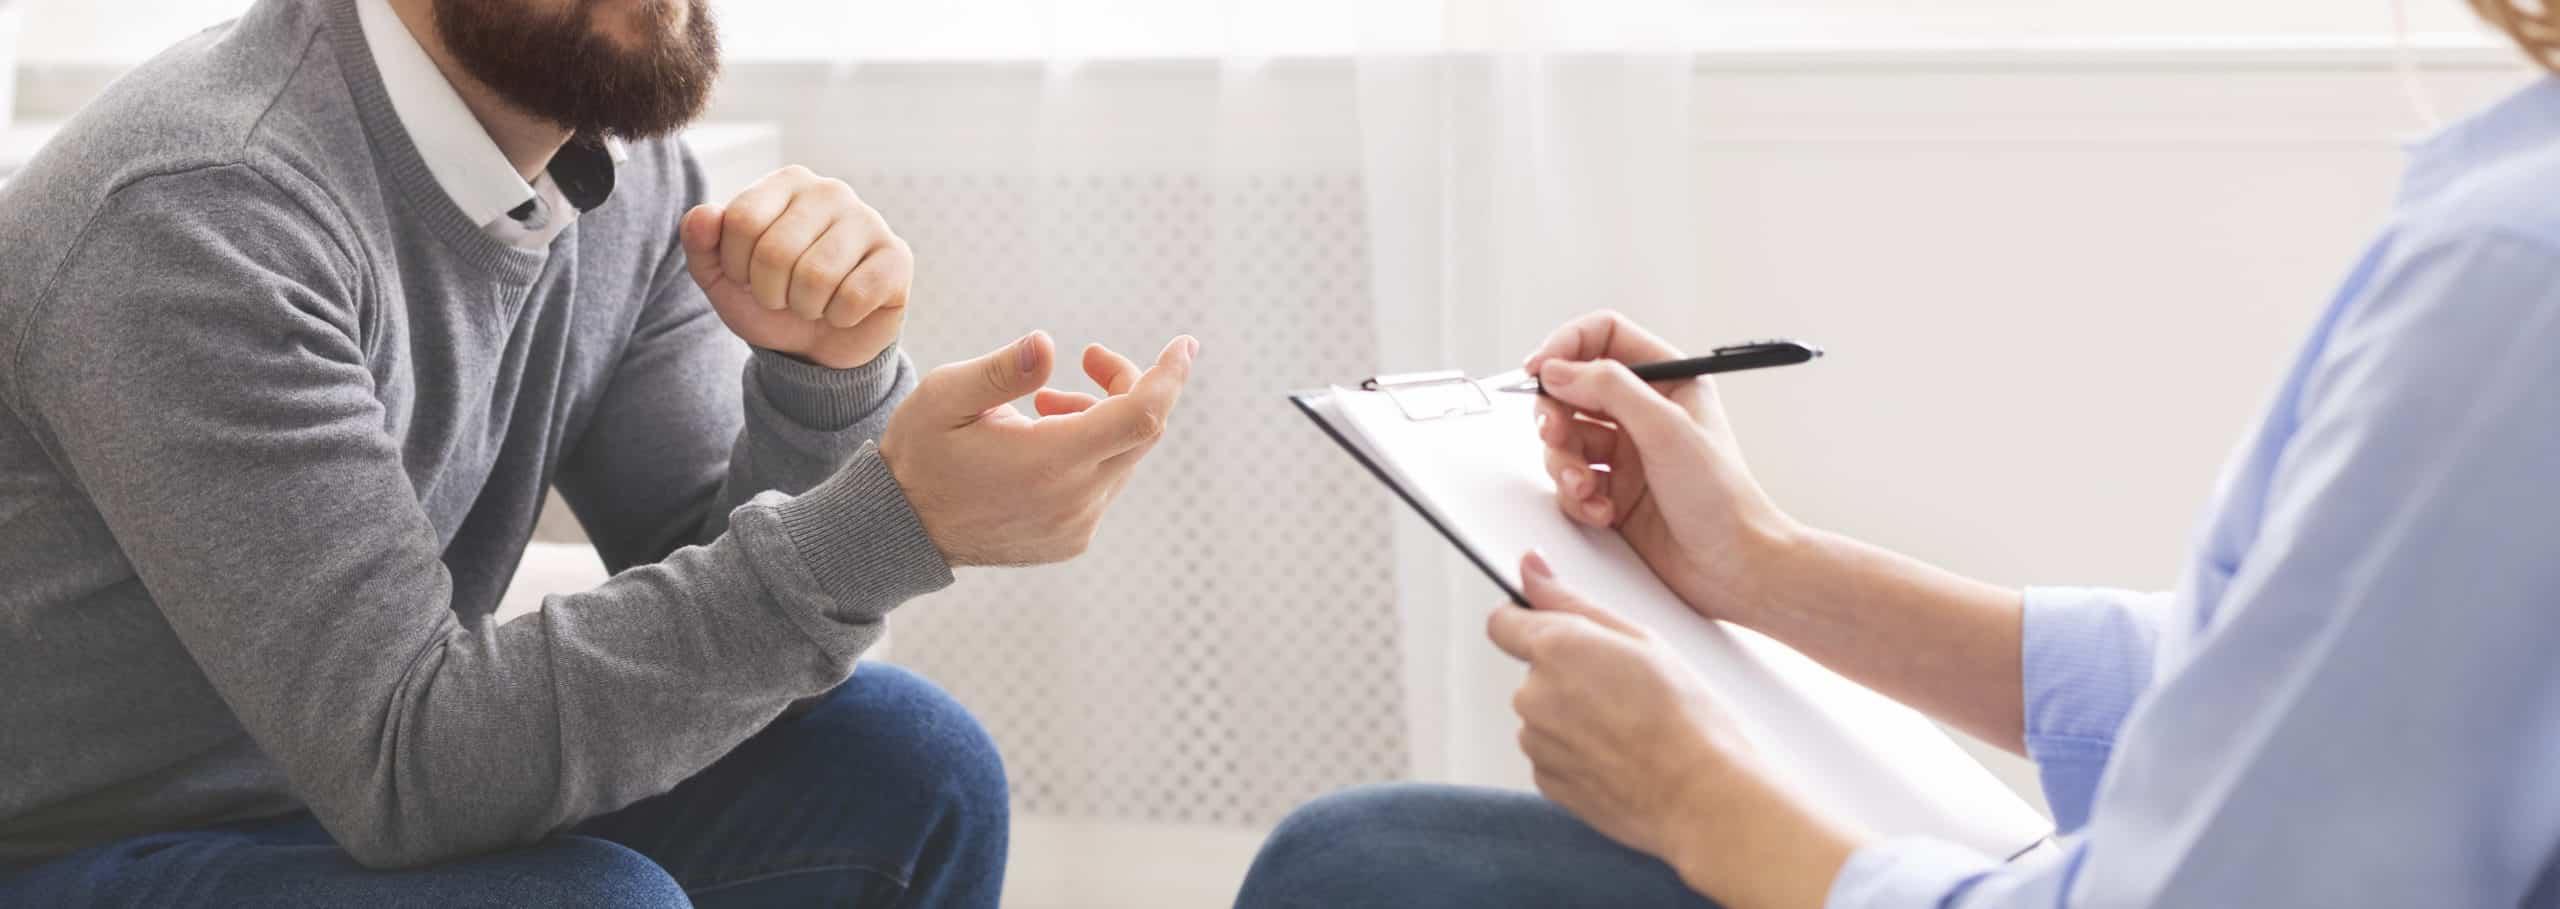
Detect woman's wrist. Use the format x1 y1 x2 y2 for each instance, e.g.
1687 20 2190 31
1708 508 1821 631
1663 766 1865 909
1710 514 2033 752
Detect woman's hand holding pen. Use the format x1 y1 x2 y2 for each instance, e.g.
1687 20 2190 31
1522 310 1801 626
1508 312 1868 908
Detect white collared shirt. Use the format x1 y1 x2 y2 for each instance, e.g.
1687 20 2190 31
355 0 626 248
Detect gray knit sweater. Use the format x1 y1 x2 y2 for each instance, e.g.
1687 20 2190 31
0 0 954 868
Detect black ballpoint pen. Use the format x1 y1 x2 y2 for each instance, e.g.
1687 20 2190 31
1497 339 1823 395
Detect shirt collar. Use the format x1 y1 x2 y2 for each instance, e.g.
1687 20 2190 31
2400 75 2560 208
355 0 626 229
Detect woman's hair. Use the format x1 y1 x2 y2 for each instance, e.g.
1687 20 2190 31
2475 0 2560 70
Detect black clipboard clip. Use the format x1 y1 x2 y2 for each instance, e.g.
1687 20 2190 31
1358 370 1495 423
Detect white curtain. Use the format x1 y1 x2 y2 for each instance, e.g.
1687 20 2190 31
717 0 1718 822
1355 50 1705 786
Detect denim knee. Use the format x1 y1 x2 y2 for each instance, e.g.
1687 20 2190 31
865 663 1006 810
1239 784 1421 896
1238 784 1720 909
1264 785 1411 848
802 663 1010 838
518 836 689 909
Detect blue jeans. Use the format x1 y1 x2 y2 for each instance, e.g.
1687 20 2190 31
0 663 1008 908
1234 783 1721 909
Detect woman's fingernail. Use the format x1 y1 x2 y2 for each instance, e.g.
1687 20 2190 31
1543 363 1575 388
1523 550 1554 581
1186 337 1202 358
1018 333 1042 372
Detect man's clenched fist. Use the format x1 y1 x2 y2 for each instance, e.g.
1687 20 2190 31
681 165 911 369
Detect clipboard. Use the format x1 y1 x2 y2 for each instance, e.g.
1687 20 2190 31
1290 370 2055 860
1290 370 1527 605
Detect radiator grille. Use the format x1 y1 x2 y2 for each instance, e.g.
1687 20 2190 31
868 170 1408 826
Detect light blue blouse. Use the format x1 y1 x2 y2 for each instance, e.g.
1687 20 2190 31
1830 77 2560 907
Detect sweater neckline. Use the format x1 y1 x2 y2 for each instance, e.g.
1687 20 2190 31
321 0 551 284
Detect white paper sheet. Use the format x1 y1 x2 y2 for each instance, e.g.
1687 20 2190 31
1305 377 2050 858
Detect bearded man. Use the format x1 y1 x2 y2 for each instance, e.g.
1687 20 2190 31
0 0 1200 905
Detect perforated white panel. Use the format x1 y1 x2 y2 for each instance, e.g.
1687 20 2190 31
864 171 1407 825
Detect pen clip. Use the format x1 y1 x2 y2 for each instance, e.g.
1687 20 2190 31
1711 339 1817 357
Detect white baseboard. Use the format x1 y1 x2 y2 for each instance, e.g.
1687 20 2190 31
1005 815 1269 909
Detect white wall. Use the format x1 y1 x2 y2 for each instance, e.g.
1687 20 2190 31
1688 63 2529 589
9 0 2513 63
17 0 251 64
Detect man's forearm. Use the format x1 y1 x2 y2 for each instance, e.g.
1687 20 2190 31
1736 525 2028 754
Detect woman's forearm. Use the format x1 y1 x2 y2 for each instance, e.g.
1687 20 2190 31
1733 524 2028 754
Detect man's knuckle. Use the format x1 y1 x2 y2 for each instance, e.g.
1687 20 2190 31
850 268 894 300
722 203 770 234
828 283 869 315
847 198 885 225
791 267 834 297
751 242 797 271
1132 405 1169 441
876 241 916 275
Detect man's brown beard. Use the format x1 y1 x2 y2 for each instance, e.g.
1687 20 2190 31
431 0 720 140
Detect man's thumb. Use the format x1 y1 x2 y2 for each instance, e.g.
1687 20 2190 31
925 331 1054 420
679 204 725 283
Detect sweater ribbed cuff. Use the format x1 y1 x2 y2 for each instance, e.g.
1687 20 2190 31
772 443 954 624
750 345 902 431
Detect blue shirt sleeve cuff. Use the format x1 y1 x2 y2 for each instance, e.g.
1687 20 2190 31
1827 837 1998 909
2020 586 2168 830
